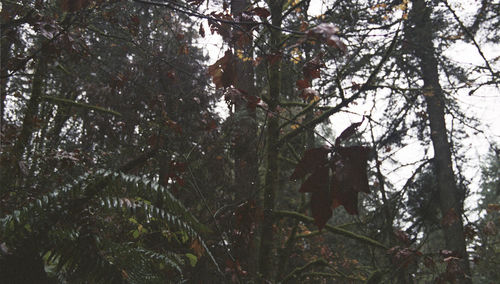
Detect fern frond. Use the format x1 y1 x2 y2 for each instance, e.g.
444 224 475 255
0 170 222 282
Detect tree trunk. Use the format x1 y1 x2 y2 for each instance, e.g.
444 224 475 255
231 0 259 200
230 0 260 276
0 5 16 128
258 1 283 281
409 0 471 281
5 53 46 191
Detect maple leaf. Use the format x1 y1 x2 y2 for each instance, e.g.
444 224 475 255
297 166 332 229
290 146 330 180
208 50 237 88
333 146 371 194
331 186 360 214
291 147 332 229
292 126 370 228
330 146 370 215
299 166 329 193
311 184 333 229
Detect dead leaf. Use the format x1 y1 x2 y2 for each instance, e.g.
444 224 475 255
250 7 270 18
208 50 237 88
296 79 310 90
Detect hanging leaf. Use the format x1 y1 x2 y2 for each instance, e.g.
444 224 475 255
311 185 333 229
290 146 330 181
331 146 370 214
333 146 371 194
298 166 329 193
199 23 205 38
292 126 371 228
335 119 364 147
208 50 237 88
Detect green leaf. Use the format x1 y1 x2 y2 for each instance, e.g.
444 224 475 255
185 253 197 267
132 230 140 239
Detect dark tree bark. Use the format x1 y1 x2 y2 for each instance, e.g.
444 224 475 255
258 0 283 280
5 53 46 191
231 0 259 198
409 0 471 282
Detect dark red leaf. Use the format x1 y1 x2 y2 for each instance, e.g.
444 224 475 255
330 146 370 215
199 24 205 38
296 79 310 90
303 57 324 80
394 230 411 245
335 119 364 147
244 95 261 110
299 166 329 193
331 183 359 214
334 146 371 193
224 88 245 105
208 12 233 40
311 189 332 230
326 36 347 53
250 7 271 18
290 146 330 180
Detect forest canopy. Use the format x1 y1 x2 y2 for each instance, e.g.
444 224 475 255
1 0 499 283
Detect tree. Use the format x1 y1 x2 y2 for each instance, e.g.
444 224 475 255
406 0 471 281
1 0 220 282
1 0 498 282
472 147 500 283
